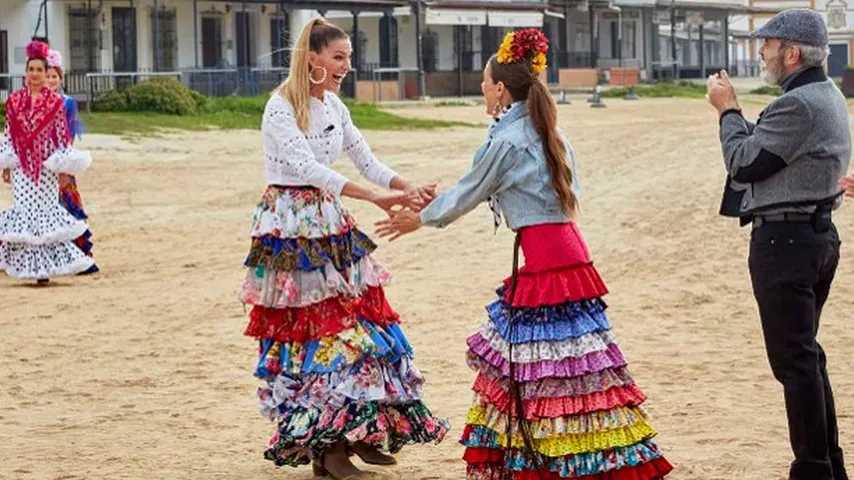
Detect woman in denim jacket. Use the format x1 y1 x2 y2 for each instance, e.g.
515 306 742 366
377 29 672 480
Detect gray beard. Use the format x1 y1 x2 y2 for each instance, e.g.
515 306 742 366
761 58 784 86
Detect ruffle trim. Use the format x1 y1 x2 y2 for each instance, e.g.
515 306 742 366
466 403 649 437
462 423 657 457
250 185 356 239
471 326 618 363
463 439 667 477
467 343 627 382
472 367 635 401
0 207 89 245
244 286 400 343
0 135 19 169
502 263 609 308
59 181 89 221
244 228 376 273
487 299 611 344
73 229 94 257
473 381 647 419
241 255 391 308
254 322 414 378
0 243 95 279
263 401 448 467
259 354 425 420
465 455 673 480
43 147 91 174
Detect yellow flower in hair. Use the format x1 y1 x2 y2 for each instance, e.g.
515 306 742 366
497 32 516 64
531 51 548 74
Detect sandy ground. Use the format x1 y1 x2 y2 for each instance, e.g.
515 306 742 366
2 96 854 480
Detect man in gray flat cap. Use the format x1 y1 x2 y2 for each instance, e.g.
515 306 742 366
707 8 850 480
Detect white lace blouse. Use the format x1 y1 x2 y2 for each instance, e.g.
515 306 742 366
261 91 398 195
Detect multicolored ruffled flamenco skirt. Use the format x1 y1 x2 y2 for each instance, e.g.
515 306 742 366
240 186 448 467
462 223 673 480
59 176 97 265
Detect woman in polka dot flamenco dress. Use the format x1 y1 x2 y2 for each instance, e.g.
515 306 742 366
0 40 94 284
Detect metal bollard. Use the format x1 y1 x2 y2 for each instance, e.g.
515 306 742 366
589 85 606 108
624 85 640 100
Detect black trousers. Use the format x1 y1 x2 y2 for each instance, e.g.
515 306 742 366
749 221 847 480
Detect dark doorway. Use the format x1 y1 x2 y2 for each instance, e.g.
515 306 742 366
202 16 224 67
0 30 8 90
112 7 137 71
379 14 398 67
236 11 253 67
270 14 289 68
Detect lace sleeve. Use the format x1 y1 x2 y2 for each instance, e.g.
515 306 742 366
43 105 90 174
0 129 19 170
264 101 349 195
337 98 397 189
43 147 91 174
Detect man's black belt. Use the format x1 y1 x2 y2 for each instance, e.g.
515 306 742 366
753 211 831 229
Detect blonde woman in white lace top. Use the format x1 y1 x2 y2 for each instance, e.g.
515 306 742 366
238 18 447 480
262 86 398 196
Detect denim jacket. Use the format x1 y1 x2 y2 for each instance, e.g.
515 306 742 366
420 102 579 231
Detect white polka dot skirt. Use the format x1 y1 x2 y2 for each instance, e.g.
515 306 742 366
0 169 94 279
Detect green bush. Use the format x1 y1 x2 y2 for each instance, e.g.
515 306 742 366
189 89 208 111
749 85 782 96
201 95 267 115
92 89 130 112
601 80 706 98
125 77 200 115
94 77 204 115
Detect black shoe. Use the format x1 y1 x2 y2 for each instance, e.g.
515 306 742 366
78 264 99 276
36 278 50 285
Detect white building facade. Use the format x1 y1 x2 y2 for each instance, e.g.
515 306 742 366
731 0 854 77
0 0 761 99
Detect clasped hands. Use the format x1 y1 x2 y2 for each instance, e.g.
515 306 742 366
372 183 437 241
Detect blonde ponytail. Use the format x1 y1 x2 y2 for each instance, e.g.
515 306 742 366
277 17 347 132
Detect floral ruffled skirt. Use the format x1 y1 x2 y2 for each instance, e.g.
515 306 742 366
59 175 96 262
240 185 448 467
461 222 673 479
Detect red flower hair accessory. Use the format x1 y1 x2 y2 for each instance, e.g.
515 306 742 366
26 40 49 61
496 28 549 74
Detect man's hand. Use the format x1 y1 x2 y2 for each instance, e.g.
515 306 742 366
706 70 740 115
2 169 10 184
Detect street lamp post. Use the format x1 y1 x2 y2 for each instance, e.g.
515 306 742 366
413 0 426 99
670 0 678 78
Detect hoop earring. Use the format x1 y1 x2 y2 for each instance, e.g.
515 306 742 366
309 66 328 85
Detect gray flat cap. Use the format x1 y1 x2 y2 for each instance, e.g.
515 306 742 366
751 8 828 46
